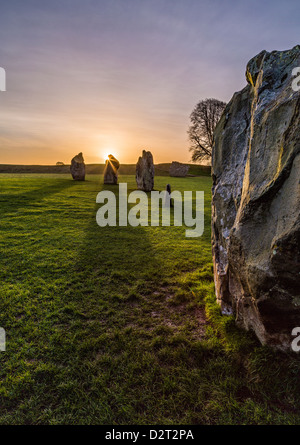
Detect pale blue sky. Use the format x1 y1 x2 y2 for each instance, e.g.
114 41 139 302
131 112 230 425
0 0 299 164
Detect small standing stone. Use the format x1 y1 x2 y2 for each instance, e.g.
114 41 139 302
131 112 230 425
136 150 154 192
70 152 85 181
104 154 120 184
164 184 173 207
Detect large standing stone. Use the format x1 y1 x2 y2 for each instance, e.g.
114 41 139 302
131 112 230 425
212 45 300 350
70 152 85 181
169 161 189 177
104 154 120 184
136 150 155 192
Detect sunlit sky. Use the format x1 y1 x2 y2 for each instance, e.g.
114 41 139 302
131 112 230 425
0 0 299 165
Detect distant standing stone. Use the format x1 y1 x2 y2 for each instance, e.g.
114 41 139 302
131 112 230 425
70 152 85 181
136 150 154 192
104 154 120 184
169 161 189 177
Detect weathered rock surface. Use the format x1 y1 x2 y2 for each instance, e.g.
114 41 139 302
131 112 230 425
169 161 189 177
212 45 300 350
70 152 85 180
136 150 155 192
104 154 120 184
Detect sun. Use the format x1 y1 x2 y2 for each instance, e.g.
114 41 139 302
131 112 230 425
100 146 119 163
101 150 114 162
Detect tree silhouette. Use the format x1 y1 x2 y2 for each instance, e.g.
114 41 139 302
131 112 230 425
188 98 226 162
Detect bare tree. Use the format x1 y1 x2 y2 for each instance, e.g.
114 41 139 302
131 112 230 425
188 98 226 162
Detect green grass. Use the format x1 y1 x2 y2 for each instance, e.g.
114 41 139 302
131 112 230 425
0 173 299 425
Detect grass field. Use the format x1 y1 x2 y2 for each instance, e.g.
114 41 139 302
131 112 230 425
0 174 299 425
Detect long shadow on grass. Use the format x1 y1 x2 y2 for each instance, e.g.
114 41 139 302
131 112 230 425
0 178 79 216
2 179 300 424
74 183 164 309
63 182 300 425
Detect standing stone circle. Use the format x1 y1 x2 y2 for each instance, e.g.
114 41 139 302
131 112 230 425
104 154 120 184
136 150 155 192
70 152 85 181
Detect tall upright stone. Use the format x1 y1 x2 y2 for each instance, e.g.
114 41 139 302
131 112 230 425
136 150 155 192
212 45 300 350
70 152 85 181
104 154 120 184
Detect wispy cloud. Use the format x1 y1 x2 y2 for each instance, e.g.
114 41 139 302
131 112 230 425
0 0 299 164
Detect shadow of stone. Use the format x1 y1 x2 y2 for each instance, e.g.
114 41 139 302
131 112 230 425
73 183 163 300
0 179 78 216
